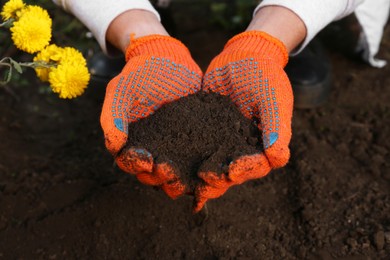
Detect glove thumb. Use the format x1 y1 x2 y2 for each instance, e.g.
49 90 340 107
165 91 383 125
100 75 128 155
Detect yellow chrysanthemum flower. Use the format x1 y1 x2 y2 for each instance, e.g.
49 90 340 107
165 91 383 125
10 5 52 53
33 44 63 82
49 62 90 99
61 47 88 67
41 47 90 99
1 0 25 21
34 44 90 98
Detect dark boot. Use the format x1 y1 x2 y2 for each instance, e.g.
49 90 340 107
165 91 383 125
88 52 126 88
285 40 332 109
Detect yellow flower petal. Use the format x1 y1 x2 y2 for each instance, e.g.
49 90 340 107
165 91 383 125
48 62 90 99
60 47 88 66
10 5 52 53
1 0 25 21
33 44 63 82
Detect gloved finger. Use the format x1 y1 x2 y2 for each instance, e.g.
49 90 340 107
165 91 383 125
254 72 293 169
228 153 271 184
161 179 187 199
264 140 291 169
198 171 232 188
193 196 208 213
100 75 129 155
193 179 232 213
193 154 271 213
136 162 178 186
116 147 153 175
136 172 165 186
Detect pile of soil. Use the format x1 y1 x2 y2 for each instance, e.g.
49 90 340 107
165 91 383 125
126 92 262 190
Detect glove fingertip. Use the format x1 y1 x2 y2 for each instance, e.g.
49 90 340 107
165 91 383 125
265 145 290 169
116 147 153 174
154 162 179 180
136 172 163 186
104 131 128 155
229 154 271 183
193 196 208 213
161 180 186 199
198 171 230 188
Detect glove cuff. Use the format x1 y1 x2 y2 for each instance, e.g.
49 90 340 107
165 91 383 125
125 34 191 62
223 31 289 67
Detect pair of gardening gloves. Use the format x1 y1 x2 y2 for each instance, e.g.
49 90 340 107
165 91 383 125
100 31 293 213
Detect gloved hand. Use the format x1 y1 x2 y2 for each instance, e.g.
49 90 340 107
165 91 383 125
195 31 293 212
100 35 202 199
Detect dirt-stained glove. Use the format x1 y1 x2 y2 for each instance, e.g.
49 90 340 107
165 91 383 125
100 35 202 199
195 31 293 212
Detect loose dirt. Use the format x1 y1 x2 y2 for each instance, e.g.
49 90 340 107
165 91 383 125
125 92 261 191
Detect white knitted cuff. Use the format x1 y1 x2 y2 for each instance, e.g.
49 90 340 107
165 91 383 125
52 0 160 55
354 0 390 67
254 0 363 55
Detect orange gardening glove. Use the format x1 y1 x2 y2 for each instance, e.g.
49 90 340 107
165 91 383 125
195 31 293 212
100 35 202 199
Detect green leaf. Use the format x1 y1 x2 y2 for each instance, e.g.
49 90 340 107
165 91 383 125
10 60 23 74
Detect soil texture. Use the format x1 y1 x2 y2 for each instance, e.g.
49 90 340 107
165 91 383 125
125 92 261 190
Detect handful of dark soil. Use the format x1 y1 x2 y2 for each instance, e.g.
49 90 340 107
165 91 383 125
126 92 262 192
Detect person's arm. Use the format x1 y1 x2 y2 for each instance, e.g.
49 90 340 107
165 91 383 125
246 6 306 53
255 0 364 54
54 0 204 200
194 1 378 212
52 0 161 55
195 6 307 211
106 9 169 54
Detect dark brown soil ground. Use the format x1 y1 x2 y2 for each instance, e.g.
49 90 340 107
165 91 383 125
0 2 390 259
125 92 261 191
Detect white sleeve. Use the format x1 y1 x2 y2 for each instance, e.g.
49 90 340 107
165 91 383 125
52 0 160 55
354 0 390 68
254 0 364 54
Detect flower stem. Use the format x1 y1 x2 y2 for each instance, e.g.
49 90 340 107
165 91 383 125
0 19 14 28
0 57 56 86
0 58 13 85
19 60 57 69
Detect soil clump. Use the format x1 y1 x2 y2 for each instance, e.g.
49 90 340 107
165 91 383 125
126 91 262 190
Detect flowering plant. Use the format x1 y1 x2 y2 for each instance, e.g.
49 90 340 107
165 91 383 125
0 0 90 99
